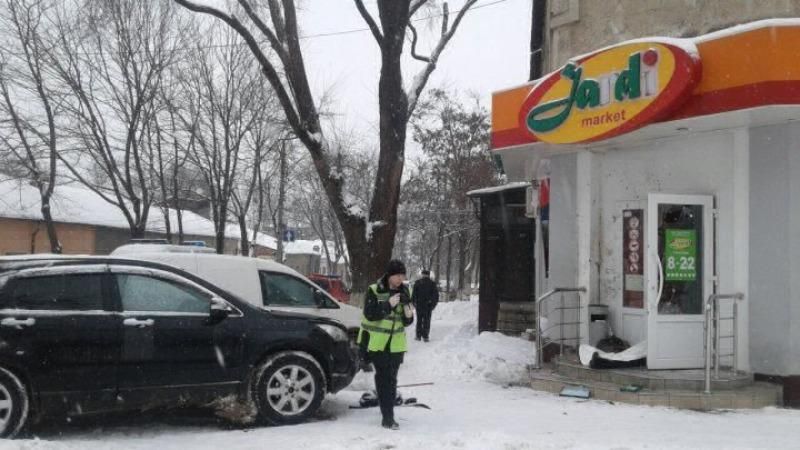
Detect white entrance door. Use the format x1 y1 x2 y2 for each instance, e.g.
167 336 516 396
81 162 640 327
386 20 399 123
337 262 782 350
646 194 714 369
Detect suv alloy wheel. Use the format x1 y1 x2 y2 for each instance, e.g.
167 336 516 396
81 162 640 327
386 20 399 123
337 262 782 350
253 352 326 424
0 367 29 438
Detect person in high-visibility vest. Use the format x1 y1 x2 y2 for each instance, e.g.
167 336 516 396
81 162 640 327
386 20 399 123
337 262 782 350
357 259 414 430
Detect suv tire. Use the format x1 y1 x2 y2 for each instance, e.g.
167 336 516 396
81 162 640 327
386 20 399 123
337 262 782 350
0 367 29 439
252 352 326 425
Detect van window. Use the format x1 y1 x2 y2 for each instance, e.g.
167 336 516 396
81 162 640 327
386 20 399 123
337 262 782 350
259 272 317 307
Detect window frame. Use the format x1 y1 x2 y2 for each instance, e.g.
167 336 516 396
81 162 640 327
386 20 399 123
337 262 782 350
108 265 243 317
0 264 113 314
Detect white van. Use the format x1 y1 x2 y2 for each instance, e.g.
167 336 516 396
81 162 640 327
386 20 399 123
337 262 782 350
111 244 362 333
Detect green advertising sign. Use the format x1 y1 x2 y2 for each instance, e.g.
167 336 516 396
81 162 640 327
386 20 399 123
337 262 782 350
664 229 697 281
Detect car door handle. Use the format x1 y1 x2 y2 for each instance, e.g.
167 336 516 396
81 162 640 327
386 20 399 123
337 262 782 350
123 318 154 328
0 317 36 329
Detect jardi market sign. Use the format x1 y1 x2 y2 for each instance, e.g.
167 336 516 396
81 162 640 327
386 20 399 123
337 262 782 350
520 41 702 144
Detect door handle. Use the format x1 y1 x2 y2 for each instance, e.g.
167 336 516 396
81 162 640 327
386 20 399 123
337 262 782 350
0 317 36 329
652 250 665 308
123 318 154 328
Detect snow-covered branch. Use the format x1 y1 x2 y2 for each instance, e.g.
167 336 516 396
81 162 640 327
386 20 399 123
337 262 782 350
406 0 478 115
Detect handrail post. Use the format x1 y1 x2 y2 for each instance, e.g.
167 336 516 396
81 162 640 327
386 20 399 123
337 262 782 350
559 293 565 358
704 297 714 394
704 293 744 394
537 297 543 369
733 301 739 374
533 287 587 369
714 297 721 379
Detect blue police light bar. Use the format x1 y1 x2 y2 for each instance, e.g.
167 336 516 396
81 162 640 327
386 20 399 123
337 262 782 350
182 241 207 247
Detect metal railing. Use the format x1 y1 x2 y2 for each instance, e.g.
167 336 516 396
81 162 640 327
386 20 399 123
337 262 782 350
535 287 587 369
704 292 745 394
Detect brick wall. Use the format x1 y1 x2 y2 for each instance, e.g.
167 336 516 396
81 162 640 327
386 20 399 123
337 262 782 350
0 218 96 255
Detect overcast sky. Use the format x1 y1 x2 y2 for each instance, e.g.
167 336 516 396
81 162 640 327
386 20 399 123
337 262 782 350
295 0 532 156
196 0 531 157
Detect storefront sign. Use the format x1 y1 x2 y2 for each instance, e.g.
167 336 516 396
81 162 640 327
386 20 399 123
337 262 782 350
519 41 701 144
664 229 697 281
623 209 644 308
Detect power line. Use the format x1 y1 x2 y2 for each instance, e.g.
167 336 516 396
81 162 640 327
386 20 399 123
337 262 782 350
300 0 508 39
0 0 509 58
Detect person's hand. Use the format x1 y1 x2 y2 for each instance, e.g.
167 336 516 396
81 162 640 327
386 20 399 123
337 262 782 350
389 294 401 307
403 304 414 318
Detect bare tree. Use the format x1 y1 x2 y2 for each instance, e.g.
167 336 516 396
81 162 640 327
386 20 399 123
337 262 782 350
49 0 182 238
230 109 280 256
174 0 479 301
0 0 63 252
403 88 498 293
173 23 268 254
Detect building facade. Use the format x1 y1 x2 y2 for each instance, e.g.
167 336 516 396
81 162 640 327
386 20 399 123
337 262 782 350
492 16 800 406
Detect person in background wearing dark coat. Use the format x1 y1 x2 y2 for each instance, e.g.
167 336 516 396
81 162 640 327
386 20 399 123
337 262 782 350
412 269 439 342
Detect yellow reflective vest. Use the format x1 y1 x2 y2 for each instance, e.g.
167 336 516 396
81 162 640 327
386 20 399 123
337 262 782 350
357 283 409 353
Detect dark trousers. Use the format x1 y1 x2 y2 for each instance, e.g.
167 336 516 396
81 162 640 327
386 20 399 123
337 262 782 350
415 305 433 339
371 351 403 423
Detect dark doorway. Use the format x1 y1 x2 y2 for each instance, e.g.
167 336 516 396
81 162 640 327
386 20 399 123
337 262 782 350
469 186 535 333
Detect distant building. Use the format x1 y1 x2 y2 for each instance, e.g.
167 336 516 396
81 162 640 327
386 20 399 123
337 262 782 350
0 180 276 257
283 239 349 287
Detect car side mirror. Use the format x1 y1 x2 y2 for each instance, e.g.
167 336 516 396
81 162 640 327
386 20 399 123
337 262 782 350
209 297 233 324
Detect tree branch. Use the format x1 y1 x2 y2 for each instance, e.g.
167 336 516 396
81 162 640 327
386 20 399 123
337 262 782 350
407 22 431 62
174 0 306 144
354 0 383 45
237 0 290 65
406 0 478 116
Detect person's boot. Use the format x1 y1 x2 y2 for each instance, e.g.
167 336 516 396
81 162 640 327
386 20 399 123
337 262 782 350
423 337 429 342
415 336 421 341
382 418 399 430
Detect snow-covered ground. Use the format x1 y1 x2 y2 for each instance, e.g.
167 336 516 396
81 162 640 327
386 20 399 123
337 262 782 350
4 299 799 449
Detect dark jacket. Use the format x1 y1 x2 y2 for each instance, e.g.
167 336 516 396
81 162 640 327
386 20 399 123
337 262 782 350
361 276 414 355
412 276 439 309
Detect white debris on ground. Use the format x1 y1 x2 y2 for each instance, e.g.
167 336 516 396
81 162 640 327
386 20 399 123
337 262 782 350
4 297 799 450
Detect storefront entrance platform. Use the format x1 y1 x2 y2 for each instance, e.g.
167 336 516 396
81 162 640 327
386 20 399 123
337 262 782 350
530 356 782 410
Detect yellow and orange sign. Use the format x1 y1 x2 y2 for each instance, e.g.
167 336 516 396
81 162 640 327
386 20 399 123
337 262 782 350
492 22 800 150
519 41 701 144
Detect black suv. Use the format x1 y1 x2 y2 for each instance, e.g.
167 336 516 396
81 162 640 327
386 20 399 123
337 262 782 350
0 256 357 438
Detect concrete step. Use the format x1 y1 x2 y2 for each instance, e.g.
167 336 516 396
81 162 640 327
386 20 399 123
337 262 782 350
555 358 753 391
530 368 782 410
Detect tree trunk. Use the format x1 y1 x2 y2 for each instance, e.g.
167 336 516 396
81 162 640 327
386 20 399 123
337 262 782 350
276 141 287 263
435 221 444 282
215 229 225 254
446 234 453 301
238 214 249 256
346 239 371 307
163 207 173 243
458 229 467 292
176 199 185 243
354 0 412 297
41 200 62 254
131 224 146 239
30 225 40 254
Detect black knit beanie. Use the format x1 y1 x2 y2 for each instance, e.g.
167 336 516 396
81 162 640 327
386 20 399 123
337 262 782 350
385 259 407 277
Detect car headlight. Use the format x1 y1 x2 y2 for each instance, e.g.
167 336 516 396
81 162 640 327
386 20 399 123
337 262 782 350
317 324 349 342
